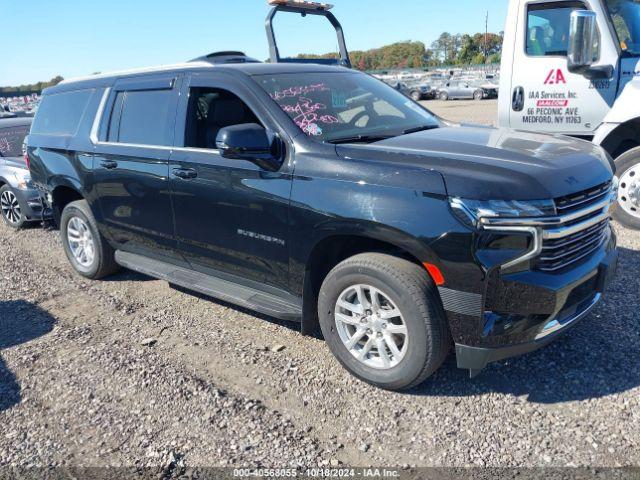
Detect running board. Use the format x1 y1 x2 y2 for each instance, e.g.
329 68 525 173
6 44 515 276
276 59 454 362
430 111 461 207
114 251 302 322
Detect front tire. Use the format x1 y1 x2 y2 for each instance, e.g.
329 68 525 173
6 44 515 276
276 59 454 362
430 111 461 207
318 253 450 391
614 147 640 230
60 200 120 279
0 185 26 229
439 91 449 101
473 90 484 101
411 91 422 102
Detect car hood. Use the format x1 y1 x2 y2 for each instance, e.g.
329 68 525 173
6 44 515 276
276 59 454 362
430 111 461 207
335 126 613 200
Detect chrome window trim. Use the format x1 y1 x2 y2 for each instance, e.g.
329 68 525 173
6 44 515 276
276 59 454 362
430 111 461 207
90 88 111 145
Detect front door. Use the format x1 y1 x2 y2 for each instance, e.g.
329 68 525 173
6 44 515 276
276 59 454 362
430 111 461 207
93 75 181 262
168 73 292 290
509 0 619 135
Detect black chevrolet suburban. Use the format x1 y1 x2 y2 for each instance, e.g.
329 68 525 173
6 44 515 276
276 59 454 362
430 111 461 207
27 2 619 390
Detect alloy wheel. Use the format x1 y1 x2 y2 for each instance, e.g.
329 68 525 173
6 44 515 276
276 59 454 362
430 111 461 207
618 164 640 218
334 284 408 370
1 190 21 224
67 216 96 268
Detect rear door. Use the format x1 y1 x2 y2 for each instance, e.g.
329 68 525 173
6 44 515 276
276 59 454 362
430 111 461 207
93 75 183 262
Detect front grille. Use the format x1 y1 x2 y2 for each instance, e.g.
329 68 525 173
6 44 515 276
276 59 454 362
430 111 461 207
554 181 611 215
534 183 613 273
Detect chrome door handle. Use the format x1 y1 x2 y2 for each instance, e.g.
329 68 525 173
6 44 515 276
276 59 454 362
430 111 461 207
100 160 118 170
172 168 198 180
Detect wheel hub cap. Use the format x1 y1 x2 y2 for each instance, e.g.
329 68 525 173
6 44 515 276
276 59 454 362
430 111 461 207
67 216 95 267
618 165 640 217
1 190 21 224
334 284 408 370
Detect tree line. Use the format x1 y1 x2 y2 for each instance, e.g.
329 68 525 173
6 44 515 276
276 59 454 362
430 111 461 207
0 76 64 95
298 31 504 71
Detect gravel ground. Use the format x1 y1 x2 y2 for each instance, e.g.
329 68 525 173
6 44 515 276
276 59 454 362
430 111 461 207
1 101 639 471
422 99 498 126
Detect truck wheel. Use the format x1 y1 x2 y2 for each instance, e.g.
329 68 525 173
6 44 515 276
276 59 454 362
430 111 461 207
411 91 422 102
473 90 484 101
0 185 26 229
439 91 449 101
60 200 120 279
614 147 640 230
318 253 450 391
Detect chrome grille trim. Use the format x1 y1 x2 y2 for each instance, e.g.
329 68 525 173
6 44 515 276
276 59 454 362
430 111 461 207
480 182 615 273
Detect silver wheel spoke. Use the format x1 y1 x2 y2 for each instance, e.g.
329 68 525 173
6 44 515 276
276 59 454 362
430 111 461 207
383 333 402 357
358 338 375 360
355 285 370 310
386 324 407 335
379 308 401 320
377 339 391 368
336 312 360 326
345 327 367 350
337 299 363 316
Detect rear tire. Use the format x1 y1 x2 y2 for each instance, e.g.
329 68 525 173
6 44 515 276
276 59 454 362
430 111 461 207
318 253 450 391
0 185 27 229
411 91 422 102
473 90 484 101
439 91 449 101
60 200 120 279
614 147 640 230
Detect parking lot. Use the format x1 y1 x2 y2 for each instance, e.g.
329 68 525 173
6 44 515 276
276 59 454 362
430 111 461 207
1 99 638 471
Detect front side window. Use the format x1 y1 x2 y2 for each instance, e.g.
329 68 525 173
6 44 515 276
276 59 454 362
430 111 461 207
527 3 591 56
108 89 173 146
605 0 640 55
253 72 440 143
184 88 261 150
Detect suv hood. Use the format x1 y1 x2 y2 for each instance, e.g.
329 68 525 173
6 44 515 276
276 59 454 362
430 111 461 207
335 126 613 200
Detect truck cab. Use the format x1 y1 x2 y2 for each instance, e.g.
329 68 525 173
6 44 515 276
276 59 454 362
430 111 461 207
499 0 640 229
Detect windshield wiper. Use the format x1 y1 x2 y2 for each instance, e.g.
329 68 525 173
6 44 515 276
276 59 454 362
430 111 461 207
327 134 393 145
401 124 439 135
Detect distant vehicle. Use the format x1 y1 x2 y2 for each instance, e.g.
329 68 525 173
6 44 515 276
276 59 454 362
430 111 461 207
437 81 498 101
392 82 436 101
0 118 50 228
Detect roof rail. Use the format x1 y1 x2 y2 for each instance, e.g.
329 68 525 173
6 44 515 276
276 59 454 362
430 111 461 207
265 0 351 68
190 51 261 64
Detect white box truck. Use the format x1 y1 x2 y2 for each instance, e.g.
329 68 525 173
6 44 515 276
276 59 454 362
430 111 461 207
498 0 640 229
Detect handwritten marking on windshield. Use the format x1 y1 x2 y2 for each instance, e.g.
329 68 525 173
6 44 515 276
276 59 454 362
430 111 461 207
271 84 340 136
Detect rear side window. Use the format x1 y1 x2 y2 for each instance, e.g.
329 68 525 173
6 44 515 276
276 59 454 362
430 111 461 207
0 125 29 157
31 89 93 135
107 90 173 146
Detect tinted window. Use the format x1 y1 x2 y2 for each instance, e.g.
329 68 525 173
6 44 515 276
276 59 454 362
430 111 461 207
107 92 124 143
31 89 93 135
184 88 260 149
115 90 173 146
0 125 29 157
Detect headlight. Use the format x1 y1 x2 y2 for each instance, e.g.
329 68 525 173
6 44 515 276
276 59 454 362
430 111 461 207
450 198 556 228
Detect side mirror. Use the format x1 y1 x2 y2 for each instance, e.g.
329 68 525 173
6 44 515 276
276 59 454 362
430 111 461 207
568 10 597 73
216 123 282 171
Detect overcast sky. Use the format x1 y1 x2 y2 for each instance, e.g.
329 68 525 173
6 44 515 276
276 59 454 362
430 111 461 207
1 0 509 86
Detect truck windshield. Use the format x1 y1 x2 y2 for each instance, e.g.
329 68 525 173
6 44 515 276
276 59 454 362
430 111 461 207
606 0 640 56
253 72 440 143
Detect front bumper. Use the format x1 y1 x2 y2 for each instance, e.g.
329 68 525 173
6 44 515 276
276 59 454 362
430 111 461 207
454 245 618 373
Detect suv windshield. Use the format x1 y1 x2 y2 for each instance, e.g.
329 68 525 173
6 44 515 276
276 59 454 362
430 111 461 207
253 72 440 143
606 0 640 56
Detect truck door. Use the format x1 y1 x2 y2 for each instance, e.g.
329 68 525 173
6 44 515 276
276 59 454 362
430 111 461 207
507 0 618 135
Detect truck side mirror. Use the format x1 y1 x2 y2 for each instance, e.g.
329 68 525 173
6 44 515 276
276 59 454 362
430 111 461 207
568 10 597 73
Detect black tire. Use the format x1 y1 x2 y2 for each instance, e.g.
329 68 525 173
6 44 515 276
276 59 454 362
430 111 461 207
318 253 450 391
473 90 484 101
613 147 640 230
411 91 422 102
439 91 449 101
60 200 120 279
0 184 27 229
